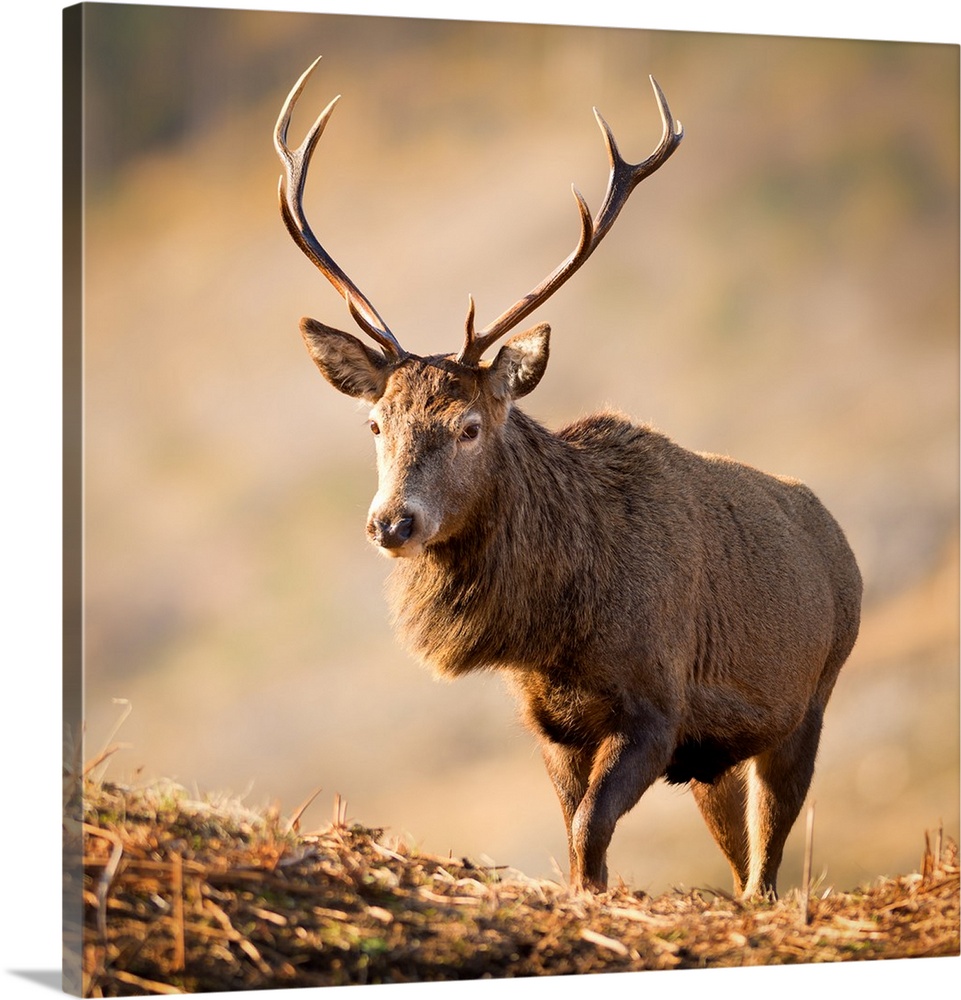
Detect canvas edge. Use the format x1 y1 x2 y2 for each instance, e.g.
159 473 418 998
62 3 85 996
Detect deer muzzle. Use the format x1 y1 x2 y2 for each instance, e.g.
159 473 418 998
366 493 434 557
368 514 415 550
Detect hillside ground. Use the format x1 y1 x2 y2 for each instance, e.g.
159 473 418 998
71 779 959 996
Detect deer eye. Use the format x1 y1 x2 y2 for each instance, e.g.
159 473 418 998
368 419 381 436
459 422 481 443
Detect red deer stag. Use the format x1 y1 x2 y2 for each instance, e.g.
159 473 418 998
274 58 862 896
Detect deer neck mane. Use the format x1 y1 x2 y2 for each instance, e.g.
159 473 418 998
386 407 595 678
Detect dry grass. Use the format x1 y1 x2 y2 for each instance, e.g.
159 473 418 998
72 779 959 996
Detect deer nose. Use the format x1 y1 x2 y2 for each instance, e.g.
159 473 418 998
368 514 415 549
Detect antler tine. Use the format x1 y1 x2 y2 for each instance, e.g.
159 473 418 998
275 57 405 360
459 76 682 365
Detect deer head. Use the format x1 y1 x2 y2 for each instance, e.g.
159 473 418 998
275 57 682 557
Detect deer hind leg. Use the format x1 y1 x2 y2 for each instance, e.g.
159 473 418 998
690 763 751 895
742 706 824 898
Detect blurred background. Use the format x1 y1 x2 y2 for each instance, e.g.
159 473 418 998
78 4 958 895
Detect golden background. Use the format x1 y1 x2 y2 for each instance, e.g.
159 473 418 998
79 5 958 896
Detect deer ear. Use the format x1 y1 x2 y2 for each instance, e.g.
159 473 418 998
300 317 390 401
489 323 550 400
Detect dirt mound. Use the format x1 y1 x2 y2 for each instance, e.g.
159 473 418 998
72 780 958 995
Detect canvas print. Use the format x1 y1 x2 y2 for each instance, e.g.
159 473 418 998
64 2 959 994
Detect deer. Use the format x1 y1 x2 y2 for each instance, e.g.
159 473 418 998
274 57 862 897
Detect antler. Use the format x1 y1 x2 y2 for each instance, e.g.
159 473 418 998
458 76 683 365
275 57 405 360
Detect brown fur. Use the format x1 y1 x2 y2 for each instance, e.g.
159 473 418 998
299 318 862 897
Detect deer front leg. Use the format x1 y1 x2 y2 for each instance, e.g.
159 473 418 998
539 740 593 880
569 719 674 893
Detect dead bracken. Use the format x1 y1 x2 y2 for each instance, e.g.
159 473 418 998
73 780 959 996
